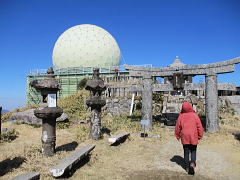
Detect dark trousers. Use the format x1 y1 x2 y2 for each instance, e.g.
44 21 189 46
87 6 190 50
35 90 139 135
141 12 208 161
183 144 197 165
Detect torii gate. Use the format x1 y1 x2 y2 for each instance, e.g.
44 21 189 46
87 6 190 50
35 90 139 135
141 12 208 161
125 57 240 132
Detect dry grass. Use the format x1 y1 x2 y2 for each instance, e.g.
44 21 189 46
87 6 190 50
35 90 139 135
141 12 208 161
1 109 240 179
0 114 168 180
0 122 93 179
219 112 240 132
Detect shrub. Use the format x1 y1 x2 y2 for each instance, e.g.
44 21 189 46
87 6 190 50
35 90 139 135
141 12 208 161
0 129 19 142
76 125 90 141
77 78 88 90
58 90 91 121
153 92 164 103
56 121 70 129
102 110 142 135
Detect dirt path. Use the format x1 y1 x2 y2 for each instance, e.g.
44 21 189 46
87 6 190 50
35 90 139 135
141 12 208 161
70 127 240 180
152 128 240 180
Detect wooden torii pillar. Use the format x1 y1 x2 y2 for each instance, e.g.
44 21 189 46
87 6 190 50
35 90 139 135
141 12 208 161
125 57 240 133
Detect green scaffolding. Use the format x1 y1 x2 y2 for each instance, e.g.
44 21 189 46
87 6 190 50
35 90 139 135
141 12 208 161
26 67 129 105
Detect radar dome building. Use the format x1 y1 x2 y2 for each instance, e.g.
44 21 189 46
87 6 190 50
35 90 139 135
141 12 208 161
26 24 130 105
52 24 121 69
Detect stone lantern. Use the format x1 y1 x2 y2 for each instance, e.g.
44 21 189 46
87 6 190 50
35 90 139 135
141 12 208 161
31 67 63 156
85 68 106 140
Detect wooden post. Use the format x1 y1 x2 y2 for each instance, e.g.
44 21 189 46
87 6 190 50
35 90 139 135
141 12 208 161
129 93 135 115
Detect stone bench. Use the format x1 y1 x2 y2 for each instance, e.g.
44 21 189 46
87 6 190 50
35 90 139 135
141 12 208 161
10 172 40 180
108 133 130 145
49 144 95 178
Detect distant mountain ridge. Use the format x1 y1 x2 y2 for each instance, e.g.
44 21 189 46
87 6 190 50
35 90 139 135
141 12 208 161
1 109 9 114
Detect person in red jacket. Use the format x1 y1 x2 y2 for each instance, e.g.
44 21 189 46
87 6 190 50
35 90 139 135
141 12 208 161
175 101 204 175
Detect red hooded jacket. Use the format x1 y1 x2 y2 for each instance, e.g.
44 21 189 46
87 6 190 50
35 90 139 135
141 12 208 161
175 102 204 145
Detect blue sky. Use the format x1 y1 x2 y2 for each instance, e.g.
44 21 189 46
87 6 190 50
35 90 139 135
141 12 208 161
0 0 239 110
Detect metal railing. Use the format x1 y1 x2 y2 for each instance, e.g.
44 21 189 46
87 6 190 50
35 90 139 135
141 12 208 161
29 64 153 76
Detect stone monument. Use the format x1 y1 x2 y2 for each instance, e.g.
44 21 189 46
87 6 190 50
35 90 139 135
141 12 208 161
31 67 63 156
85 68 106 140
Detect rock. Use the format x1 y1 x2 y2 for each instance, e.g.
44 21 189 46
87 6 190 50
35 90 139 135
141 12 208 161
1 128 13 133
203 135 209 139
113 99 119 103
228 131 240 136
185 94 198 105
57 113 68 122
9 109 68 125
106 98 131 115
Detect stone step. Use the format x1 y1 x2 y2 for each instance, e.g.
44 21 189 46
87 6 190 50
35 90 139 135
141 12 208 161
10 172 40 180
49 144 95 178
108 133 130 145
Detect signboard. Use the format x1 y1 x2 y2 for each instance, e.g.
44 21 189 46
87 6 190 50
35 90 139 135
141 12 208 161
47 94 57 107
140 120 150 126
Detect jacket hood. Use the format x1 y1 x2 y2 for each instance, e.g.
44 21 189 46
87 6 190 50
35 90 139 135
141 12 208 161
181 102 195 113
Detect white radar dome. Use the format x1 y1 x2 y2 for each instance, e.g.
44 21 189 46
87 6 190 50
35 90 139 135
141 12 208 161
52 24 121 69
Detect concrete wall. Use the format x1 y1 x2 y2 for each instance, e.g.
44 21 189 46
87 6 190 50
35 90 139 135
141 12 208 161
103 95 240 117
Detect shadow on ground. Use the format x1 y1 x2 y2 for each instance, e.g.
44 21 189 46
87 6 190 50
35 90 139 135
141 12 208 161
229 131 240 141
230 131 240 141
234 133 240 141
56 141 78 152
170 155 186 171
101 127 111 136
125 169 213 180
127 115 141 122
110 136 129 146
0 156 26 176
61 155 90 178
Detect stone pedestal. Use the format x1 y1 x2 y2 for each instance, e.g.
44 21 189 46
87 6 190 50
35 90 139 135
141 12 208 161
86 99 105 140
142 76 153 130
205 74 219 132
34 107 63 156
90 108 101 140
